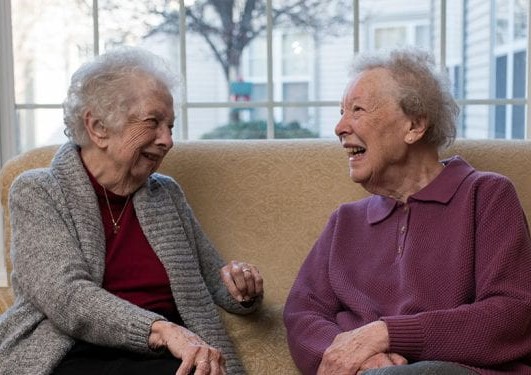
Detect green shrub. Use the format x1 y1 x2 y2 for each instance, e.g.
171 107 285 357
201 120 319 139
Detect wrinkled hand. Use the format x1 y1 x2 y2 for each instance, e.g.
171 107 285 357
356 353 408 374
317 321 390 375
220 260 264 303
149 320 226 375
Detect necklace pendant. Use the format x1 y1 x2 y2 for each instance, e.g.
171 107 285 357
113 224 120 234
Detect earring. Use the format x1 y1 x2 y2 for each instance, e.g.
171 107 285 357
407 137 413 143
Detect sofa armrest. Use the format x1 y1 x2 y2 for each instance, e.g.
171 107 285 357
0 287 14 313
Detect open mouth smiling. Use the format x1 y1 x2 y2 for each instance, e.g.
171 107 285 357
346 146 366 158
142 152 160 162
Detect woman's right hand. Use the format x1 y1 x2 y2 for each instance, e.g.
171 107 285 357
149 320 226 375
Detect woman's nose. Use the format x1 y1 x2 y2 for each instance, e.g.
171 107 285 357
335 116 349 138
157 125 174 149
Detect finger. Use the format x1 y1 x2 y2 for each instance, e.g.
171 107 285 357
196 348 224 375
194 359 210 374
208 359 223 375
232 262 249 292
249 266 264 297
230 261 251 300
176 356 195 375
240 263 264 300
242 267 255 300
176 345 205 375
220 263 243 301
388 353 408 365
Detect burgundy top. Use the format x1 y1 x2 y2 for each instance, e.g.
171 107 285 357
86 169 182 324
283 156 531 374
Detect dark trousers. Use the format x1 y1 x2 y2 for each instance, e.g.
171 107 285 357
361 361 476 374
52 341 182 375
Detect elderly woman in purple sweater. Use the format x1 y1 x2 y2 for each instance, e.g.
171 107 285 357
283 47 531 375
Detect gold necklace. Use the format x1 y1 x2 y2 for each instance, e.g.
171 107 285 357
102 187 130 234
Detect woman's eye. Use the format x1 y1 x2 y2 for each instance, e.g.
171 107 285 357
145 118 159 127
340 108 344 115
353 105 363 112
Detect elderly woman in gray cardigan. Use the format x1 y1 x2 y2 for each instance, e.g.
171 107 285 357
0 47 263 375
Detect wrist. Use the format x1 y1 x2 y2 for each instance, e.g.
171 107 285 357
372 320 390 352
148 320 172 350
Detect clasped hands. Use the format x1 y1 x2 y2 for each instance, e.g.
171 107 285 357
317 321 407 375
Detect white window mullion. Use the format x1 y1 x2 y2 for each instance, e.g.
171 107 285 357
0 0 14 288
0 0 16 166
526 0 531 138
266 0 274 138
93 0 100 56
179 0 189 140
354 0 360 53
440 0 447 68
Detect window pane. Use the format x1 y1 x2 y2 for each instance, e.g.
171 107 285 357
184 2 268 103
512 105 526 139
415 25 430 49
273 107 319 139
188 107 266 140
513 50 526 99
250 84 268 120
496 0 510 45
12 0 93 104
248 37 268 78
514 0 528 40
445 0 528 141
360 0 432 51
447 0 528 101
271 0 354 103
15 109 67 153
282 83 309 125
319 106 342 139
493 104 527 139
282 33 311 76
459 105 527 139
374 27 408 49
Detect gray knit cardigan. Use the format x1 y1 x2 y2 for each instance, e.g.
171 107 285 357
0 142 256 374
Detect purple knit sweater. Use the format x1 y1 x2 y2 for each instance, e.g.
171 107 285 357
284 156 531 375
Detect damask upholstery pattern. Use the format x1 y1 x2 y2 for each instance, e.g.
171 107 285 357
2 139 531 374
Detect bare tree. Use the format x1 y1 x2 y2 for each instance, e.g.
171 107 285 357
102 0 351 83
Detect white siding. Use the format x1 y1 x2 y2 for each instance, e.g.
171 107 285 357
315 34 353 138
463 0 493 138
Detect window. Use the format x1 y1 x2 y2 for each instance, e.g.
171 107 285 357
1 0 530 162
493 0 528 139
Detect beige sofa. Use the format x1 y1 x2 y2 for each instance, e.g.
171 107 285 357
2 139 531 373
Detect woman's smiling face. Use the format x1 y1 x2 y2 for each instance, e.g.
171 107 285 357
103 74 175 190
334 68 413 191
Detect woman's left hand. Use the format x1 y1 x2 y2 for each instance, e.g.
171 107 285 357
317 321 390 375
220 260 264 303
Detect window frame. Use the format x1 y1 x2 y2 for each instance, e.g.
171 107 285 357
1 0 531 164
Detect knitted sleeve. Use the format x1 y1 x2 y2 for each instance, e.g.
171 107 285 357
9 171 164 353
283 211 344 375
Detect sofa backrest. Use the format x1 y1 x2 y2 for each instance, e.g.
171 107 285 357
1 139 531 311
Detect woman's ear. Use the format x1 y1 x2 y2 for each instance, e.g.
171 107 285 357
405 117 428 144
84 111 108 147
